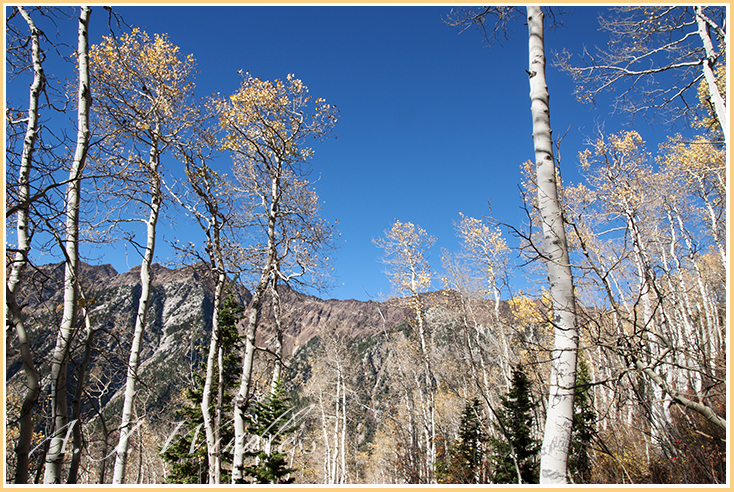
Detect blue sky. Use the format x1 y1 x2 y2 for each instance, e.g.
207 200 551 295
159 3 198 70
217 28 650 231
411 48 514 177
8 5 690 301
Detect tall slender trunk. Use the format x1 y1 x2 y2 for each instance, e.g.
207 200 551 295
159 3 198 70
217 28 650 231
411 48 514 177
340 368 347 484
201 265 226 484
112 137 162 484
7 9 46 483
408 264 436 483
526 6 578 484
693 172 727 266
270 275 284 391
6 291 39 484
414 299 435 483
214 343 224 481
232 269 270 482
43 7 91 482
233 167 280 482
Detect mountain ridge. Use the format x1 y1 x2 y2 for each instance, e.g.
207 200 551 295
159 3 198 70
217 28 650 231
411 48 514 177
7 261 414 421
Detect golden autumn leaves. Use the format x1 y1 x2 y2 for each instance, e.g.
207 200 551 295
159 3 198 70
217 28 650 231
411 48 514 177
91 28 196 135
217 73 338 169
90 28 338 173
89 27 338 274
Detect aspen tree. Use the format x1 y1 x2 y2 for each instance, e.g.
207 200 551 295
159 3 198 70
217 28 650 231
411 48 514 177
374 220 437 483
302 325 353 484
170 127 247 483
44 6 92 483
558 6 727 148
455 213 512 389
445 6 577 481
216 74 337 482
90 28 198 483
570 131 726 433
659 134 726 265
5 6 45 483
180 161 230 483
526 6 579 484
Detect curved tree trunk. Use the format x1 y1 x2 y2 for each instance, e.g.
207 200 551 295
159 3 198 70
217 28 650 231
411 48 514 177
526 6 578 484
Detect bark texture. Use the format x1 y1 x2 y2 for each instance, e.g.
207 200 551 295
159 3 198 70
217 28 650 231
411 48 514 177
8 6 45 483
694 6 728 149
44 6 92 483
526 5 578 484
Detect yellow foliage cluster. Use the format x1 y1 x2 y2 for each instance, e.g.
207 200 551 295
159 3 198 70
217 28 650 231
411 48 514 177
576 130 655 216
217 73 337 166
580 130 646 170
90 28 196 135
658 134 726 190
509 292 545 327
374 220 435 296
455 212 508 282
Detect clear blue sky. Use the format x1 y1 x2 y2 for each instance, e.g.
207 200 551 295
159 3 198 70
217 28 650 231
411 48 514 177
10 5 684 301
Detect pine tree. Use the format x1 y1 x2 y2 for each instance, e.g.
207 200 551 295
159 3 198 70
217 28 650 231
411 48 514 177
489 366 540 484
160 381 208 484
436 398 490 483
241 379 298 484
161 294 244 483
567 358 596 483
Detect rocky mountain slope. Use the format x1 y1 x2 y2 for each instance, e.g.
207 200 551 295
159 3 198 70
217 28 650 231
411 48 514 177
6 262 412 421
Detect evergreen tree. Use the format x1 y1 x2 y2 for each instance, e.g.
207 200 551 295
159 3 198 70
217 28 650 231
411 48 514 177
436 398 490 483
159 382 208 483
161 294 244 483
489 366 540 484
241 379 298 484
568 358 596 483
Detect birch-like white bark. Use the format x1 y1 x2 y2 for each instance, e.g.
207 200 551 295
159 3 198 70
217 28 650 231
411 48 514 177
270 276 284 391
232 169 280 482
526 6 578 484
232 268 271 482
201 263 226 484
112 135 162 484
8 7 45 483
43 7 91 483
694 6 728 149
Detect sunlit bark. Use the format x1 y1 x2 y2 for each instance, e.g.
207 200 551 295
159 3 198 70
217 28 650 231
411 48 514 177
6 6 45 483
526 6 578 484
44 6 92 483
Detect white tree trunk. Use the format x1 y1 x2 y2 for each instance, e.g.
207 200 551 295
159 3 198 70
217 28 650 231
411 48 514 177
694 6 728 149
270 277 284 391
233 167 281 482
340 370 347 484
112 139 162 484
232 268 270 482
43 7 91 482
526 6 578 484
201 269 226 483
7 6 45 483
